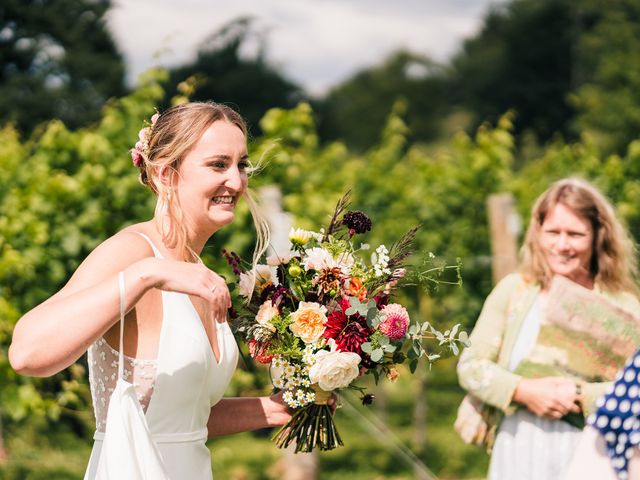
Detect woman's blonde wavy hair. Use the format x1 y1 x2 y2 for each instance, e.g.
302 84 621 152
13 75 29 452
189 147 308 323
135 101 269 267
520 177 638 294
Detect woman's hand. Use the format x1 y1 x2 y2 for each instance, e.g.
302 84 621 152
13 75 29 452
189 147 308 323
136 257 231 322
513 377 582 419
262 391 294 427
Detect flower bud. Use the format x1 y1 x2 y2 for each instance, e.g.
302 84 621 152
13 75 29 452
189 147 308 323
288 264 302 277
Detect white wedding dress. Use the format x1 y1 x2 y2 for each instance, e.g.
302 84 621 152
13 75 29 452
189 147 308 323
84 233 239 479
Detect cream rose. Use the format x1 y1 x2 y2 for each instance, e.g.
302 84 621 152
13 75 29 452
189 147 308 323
256 301 278 332
289 302 327 343
308 349 361 391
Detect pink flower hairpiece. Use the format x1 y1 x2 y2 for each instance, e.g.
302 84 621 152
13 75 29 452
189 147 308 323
131 112 160 168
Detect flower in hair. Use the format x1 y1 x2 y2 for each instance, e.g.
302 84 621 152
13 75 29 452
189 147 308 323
130 112 159 167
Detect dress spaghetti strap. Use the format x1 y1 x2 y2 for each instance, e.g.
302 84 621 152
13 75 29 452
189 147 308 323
117 272 125 381
133 232 163 259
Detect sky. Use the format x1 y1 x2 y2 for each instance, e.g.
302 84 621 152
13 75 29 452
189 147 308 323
106 0 506 96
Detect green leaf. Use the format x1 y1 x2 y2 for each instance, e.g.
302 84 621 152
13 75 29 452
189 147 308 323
366 308 380 327
409 359 418 374
361 342 373 354
347 297 370 316
370 348 384 362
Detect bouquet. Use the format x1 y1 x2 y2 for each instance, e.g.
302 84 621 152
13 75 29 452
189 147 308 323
225 193 468 453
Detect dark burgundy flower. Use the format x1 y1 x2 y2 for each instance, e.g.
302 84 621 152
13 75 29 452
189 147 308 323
323 298 372 355
271 286 294 311
342 211 372 235
259 284 277 304
361 394 375 406
374 293 390 308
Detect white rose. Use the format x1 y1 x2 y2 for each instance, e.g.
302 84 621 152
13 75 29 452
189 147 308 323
308 349 361 391
255 301 278 332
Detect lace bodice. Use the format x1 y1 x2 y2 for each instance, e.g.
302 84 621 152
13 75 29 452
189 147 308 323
87 337 157 432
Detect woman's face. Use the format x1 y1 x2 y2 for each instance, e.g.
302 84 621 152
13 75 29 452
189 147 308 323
539 203 594 286
174 120 248 235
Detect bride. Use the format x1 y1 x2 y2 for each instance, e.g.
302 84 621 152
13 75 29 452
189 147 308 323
9 102 292 479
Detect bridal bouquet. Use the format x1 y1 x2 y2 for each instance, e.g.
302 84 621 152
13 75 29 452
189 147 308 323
226 193 468 453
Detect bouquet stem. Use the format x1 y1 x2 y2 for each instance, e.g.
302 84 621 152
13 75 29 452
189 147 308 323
272 402 343 453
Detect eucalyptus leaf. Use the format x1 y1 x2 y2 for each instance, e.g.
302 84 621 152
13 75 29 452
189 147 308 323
371 348 384 362
409 359 418 374
361 342 373 354
412 340 422 357
407 346 418 360
366 309 380 328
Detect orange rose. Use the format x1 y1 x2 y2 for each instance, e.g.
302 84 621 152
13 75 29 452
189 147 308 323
289 302 328 343
347 277 367 301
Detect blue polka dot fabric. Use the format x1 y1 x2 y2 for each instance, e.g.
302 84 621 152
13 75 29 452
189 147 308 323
589 349 640 480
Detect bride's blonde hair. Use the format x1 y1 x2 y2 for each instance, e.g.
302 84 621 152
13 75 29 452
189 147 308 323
134 101 269 267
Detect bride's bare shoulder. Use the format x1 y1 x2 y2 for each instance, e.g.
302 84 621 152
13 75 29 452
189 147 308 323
63 223 158 285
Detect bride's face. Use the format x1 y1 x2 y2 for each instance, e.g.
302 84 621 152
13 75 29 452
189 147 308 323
175 120 249 235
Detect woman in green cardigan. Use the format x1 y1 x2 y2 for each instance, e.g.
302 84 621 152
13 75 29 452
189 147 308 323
457 178 640 480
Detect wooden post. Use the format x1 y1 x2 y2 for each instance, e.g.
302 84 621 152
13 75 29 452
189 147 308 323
487 193 521 283
0 413 7 463
259 186 317 480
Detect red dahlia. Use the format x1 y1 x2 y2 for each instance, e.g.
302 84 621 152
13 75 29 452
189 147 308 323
323 299 372 355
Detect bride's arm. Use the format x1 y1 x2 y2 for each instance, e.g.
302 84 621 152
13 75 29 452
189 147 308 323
206 392 291 437
8 234 159 376
9 232 227 377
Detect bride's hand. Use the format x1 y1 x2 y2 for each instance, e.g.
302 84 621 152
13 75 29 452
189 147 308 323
263 391 294 427
133 257 231 321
